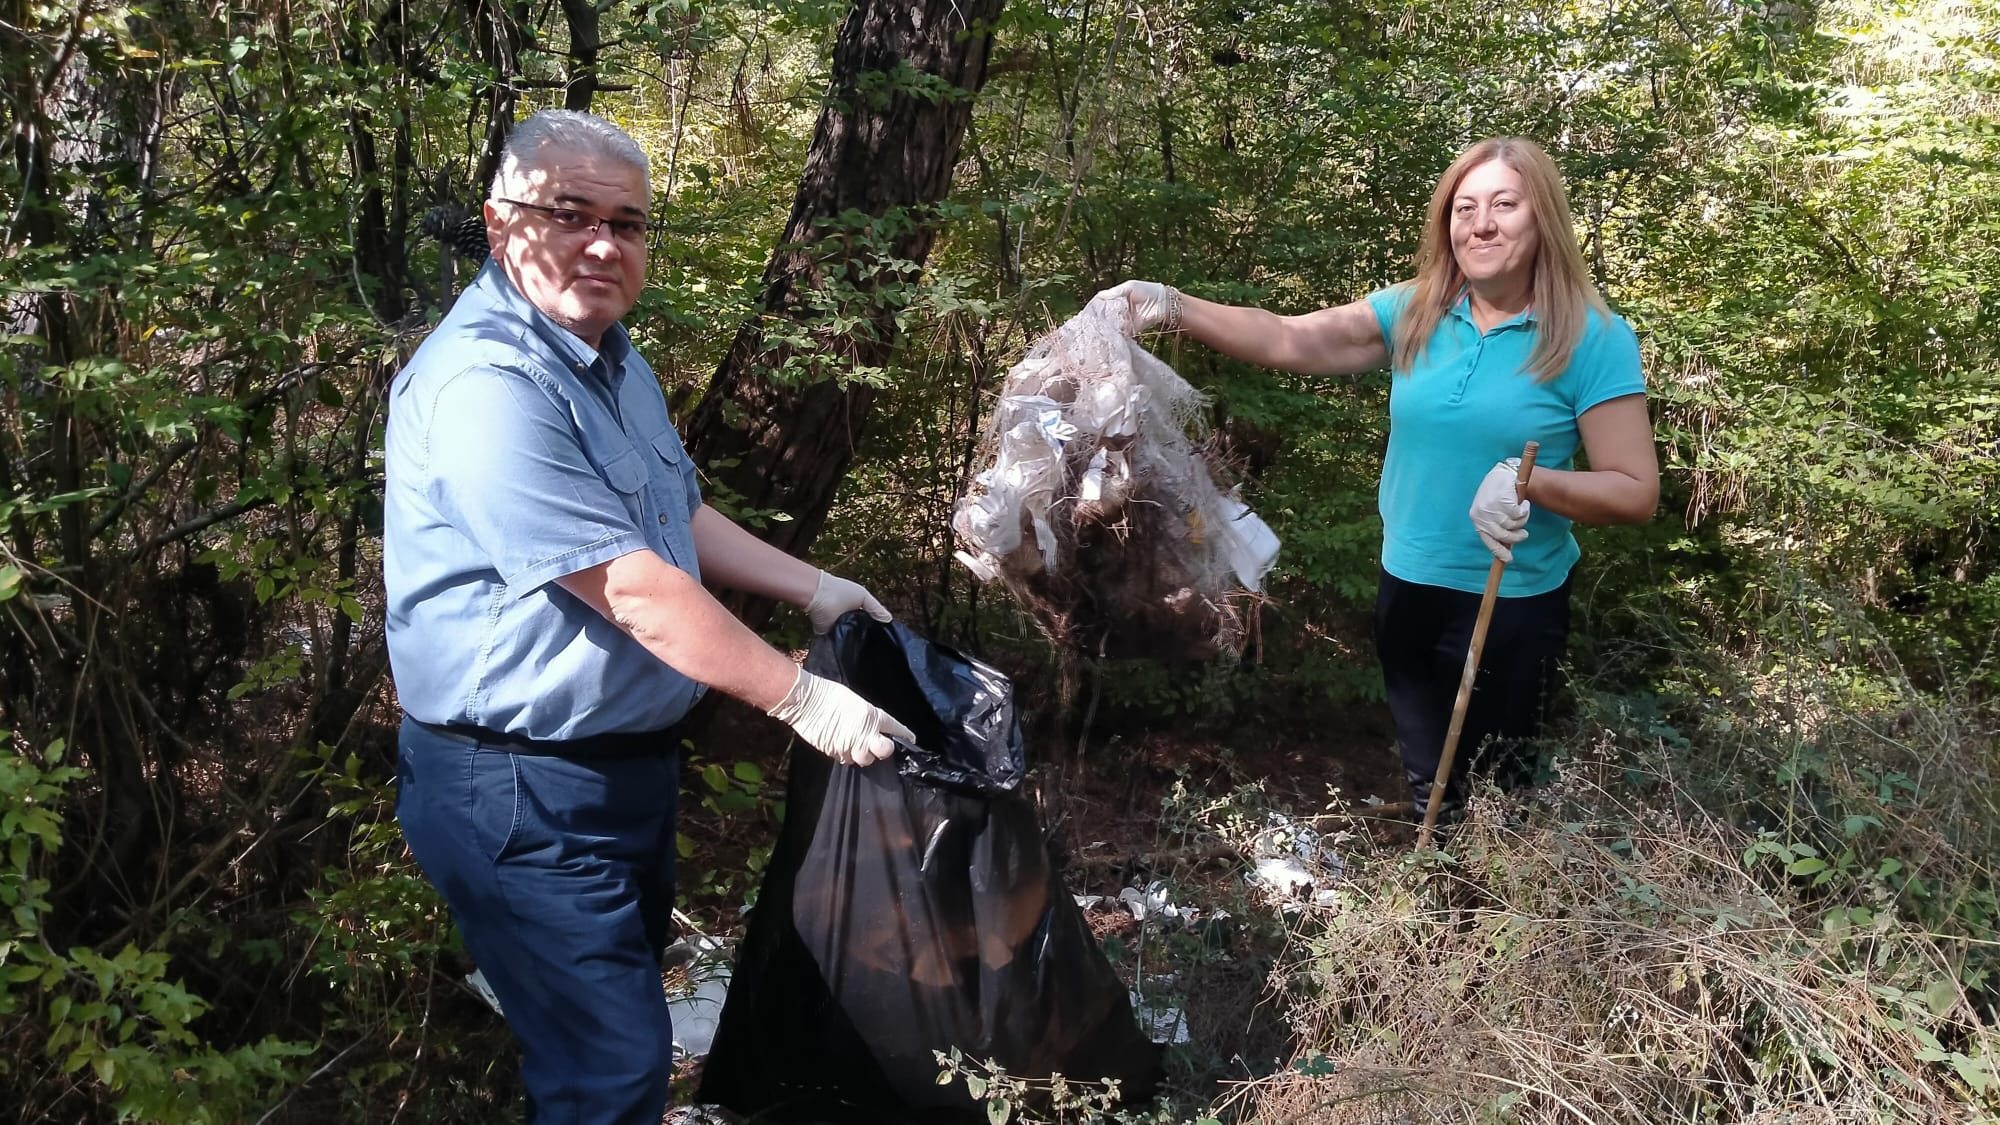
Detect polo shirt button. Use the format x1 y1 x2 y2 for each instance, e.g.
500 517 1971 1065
658 514 668 525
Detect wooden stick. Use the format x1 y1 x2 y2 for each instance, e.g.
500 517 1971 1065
1416 441 1539 849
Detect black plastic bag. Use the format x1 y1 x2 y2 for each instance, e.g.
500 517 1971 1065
698 614 1161 1122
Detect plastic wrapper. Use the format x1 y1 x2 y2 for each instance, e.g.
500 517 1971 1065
953 297 1280 660
698 613 1161 1121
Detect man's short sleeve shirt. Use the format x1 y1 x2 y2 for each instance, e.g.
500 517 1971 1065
383 260 706 738
1364 284 1646 596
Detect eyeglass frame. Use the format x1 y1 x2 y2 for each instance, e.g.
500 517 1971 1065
495 198 650 245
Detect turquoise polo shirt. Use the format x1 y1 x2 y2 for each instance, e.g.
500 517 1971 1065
1365 283 1646 597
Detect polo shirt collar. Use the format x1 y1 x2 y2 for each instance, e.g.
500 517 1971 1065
1450 288 1537 332
470 258 630 384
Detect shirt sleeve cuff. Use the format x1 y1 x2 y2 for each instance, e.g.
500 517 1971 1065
503 531 657 601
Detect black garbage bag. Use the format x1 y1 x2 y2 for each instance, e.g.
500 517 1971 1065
698 613 1161 1122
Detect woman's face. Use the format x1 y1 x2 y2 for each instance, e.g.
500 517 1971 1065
1449 159 1540 290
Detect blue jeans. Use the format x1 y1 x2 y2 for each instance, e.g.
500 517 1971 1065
395 717 681 1125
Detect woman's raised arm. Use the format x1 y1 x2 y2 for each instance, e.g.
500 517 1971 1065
1099 281 1390 376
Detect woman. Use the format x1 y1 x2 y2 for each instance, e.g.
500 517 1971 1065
1099 136 1658 815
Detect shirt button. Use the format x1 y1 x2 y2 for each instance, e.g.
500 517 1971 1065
658 514 669 525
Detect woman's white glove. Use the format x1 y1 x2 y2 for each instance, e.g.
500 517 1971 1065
803 569 892 634
767 668 914 767
1091 280 1174 335
1470 458 1531 563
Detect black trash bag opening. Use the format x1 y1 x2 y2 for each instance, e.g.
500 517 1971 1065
816 612 1024 795
698 614 1161 1123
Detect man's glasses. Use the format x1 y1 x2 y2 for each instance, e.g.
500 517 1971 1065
498 199 648 245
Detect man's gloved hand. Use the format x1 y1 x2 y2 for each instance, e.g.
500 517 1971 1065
1470 457 1531 563
767 668 914 767
803 570 892 635
1091 280 1174 335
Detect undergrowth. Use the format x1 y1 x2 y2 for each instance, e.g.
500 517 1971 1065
1229 584 2000 1124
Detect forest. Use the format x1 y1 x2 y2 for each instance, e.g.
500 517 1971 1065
2 0 1997 1120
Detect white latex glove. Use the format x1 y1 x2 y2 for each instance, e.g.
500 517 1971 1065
803 569 892 634
1470 457 1531 563
1092 279 1172 336
767 668 915 767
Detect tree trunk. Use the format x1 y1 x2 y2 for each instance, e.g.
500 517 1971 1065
683 0 1007 622
467 0 529 194
560 0 601 111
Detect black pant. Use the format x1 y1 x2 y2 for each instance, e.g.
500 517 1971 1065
1373 569 1572 815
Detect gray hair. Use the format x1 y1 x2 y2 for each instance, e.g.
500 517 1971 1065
489 110 649 200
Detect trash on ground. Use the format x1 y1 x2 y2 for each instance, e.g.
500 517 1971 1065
666 961 732 1060
952 298 1280 660
1118 879 1195 925
1245 812 1347 909
1130 977 1192 1045
464 968 505 1017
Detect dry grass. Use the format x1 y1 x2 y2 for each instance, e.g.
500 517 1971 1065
1230 713 2000 1125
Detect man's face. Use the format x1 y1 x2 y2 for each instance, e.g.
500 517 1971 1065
485 152 649 347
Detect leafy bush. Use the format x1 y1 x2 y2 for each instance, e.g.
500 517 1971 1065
0 734 311 1122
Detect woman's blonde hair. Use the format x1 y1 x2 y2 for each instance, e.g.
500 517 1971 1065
1391 137 1606 382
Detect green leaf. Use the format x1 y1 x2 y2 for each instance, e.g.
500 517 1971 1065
1925 977 1957 1017
0 566 21 603
985 1096 1010 1124
1786 858 1829 876
732 761 764 785
964 1074 985 1098
1950 1052 1996 1093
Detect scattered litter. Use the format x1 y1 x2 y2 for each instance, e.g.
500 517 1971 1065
665 915 733 1060
666 962 732 1060
1129 979 1191 1045
1245 813 1348 909
464 968 504 1017
952 297 1279 660
663 1109 735 1124
1117 880 1196 926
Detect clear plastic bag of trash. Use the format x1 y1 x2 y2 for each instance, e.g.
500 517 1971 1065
952 295 1280 660
697 613 1161 1121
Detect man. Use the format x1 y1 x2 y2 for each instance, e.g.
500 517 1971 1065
383 109 913 1125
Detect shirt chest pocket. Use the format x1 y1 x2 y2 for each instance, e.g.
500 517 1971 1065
593 444 653 523
644 429 701 578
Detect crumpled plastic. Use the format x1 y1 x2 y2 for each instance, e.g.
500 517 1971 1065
953 297 1281 658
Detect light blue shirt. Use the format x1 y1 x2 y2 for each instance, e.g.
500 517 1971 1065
1366 284 1646 597
383 260 705 739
